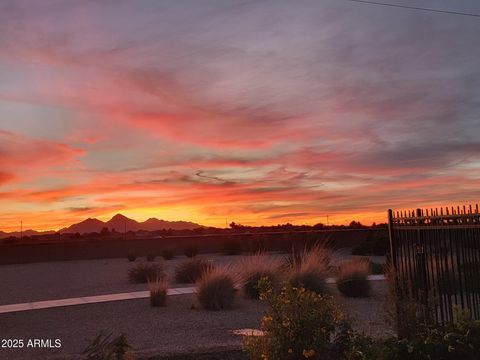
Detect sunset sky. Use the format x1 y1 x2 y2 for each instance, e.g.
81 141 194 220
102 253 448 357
1 0 479 232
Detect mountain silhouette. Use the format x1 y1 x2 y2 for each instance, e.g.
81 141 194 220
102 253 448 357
59 214 202 234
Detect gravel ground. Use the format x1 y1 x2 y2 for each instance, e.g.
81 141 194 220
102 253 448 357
0 251 390 359
332 281 394 338
0 293 265 360
0 254 259 305
0 282 391 360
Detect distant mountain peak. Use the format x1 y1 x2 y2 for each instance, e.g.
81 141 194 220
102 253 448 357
109 213 129 220
56 214 202 234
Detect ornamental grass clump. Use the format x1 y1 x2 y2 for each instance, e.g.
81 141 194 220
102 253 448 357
175 258 214 283
127 262 164 283
148 278 168 307
237 253 284 299
244 278 356 360
288 245 330 294
336 258 371 298
196 266 236 310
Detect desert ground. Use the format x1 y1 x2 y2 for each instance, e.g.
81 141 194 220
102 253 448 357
0 251 389 359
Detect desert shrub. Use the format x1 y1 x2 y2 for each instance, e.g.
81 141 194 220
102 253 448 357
222 239 244 255
161 248 175 260
288 245 330 294
352 235 389 256
82 332 131 360
183 245 199 258
146 253 156 262
127 253 136 262
149 278 168 307
337 258 371 297
244 278 362 360
197 267 236 310
128 262 164 283
370 262 386 275
373 307 480 360
175 258 214 283
237 253 284 299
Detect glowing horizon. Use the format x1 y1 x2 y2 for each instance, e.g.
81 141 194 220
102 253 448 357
1 1 479 233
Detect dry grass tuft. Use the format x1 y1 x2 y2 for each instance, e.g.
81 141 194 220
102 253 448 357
196 266 236 310
237 253 284 299
336 257 371 297
148 277 168 307
175 258 215 283
128 262 164 283
288 244 330 294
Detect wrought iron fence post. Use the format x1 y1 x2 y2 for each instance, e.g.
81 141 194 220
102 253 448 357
416 208 429 323
387 209 401 332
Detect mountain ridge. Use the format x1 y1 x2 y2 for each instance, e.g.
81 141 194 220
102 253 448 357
0 214 203 238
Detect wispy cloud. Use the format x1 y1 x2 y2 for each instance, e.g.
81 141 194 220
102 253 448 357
0 0 479 231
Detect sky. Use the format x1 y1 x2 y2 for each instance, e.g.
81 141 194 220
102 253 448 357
0 0 479 232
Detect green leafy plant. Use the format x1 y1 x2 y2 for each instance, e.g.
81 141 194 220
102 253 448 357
127 263 164 283
197 266 236 310
337 258 371 298
82 332 131 360
373 307 480 360
244 278 359 360
175 258 214 283
149 278 168 307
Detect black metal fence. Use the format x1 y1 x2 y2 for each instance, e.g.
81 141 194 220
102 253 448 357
388 205 480 325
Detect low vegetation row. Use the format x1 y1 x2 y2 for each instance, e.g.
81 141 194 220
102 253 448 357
126 245 383 311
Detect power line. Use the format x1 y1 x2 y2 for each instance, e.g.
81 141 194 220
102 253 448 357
344 0 480 18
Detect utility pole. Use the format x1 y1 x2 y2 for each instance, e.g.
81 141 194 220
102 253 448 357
124 220 126 241
20 220 23 240
326 215 329 226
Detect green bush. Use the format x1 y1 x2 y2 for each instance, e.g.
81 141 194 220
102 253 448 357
175 258 214 283
184 246 199 258
161 249 175 260
373 308 480 360
128 263 164 283
337 259 371 298
127 253 136 262
197 267 236 310
82 332 131 360
244 278 358 360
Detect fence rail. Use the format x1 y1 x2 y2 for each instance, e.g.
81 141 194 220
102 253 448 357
388 205 480 326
